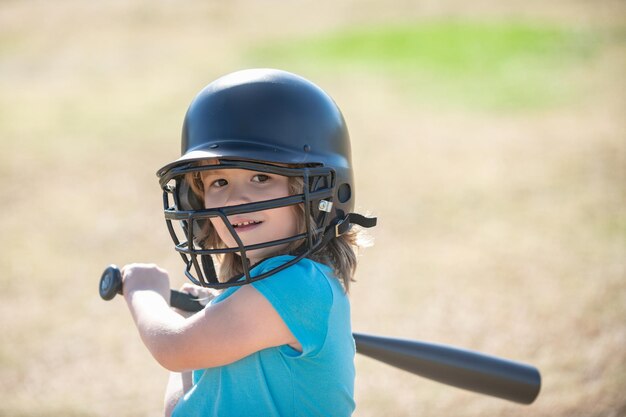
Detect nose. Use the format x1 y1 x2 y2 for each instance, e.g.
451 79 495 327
223 182 252 207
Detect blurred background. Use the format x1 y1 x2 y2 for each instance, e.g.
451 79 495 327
1 0 624 416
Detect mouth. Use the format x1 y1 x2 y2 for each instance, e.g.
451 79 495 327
231 219 263 232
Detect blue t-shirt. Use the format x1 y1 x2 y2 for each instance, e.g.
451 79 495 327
172 256 356 417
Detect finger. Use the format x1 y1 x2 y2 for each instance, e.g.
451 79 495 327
198 295 211 307
120 265 129 281
178 283 215 307
179 283 200 297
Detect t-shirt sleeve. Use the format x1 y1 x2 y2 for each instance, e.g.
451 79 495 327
251 258 333 357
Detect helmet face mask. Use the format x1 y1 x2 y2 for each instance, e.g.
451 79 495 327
160 159 337 288
157 69 374 288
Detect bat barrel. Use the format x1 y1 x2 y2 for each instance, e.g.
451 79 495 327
353 332 541 404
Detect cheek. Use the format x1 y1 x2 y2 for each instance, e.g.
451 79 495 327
275 206 300 234
204 194 223 209
209 218 230 240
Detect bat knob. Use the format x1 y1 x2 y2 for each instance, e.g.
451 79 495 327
99 264 123 300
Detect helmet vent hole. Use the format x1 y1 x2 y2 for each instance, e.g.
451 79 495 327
337 183 351 203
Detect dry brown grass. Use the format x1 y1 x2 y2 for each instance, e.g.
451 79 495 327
0 1 624 416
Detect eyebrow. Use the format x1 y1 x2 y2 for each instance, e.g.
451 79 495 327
202 168 278 178
200 169 227 179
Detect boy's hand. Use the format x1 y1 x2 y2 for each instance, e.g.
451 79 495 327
174 283 215 317
179 283 215 305
121 263 171 305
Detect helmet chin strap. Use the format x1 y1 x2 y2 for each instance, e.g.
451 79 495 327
319 213 378 247
200 253 219 285
200 253 255 286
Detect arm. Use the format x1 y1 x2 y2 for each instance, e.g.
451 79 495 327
122 264 299 372
163 371 193 417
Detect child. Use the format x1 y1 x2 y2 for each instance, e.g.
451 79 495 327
121 69 376 417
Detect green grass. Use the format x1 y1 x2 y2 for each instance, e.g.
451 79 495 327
249 20 602 110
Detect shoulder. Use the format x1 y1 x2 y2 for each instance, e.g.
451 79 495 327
254 255 332 276
251 256 337 356
252 256 334 294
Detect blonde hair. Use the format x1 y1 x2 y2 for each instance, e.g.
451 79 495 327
184 165 363 291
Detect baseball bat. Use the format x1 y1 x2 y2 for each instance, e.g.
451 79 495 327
100 265 541 404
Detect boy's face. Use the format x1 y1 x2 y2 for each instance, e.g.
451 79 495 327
201 168 298 265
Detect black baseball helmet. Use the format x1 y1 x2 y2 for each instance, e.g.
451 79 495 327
157 69 375 288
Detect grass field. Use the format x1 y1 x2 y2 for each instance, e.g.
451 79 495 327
1 1 624 416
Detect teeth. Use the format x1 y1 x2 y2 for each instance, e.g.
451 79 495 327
233 220 260 227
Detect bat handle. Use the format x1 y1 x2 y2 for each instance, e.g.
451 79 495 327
98 265 204 312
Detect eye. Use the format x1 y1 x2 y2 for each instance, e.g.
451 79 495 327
211 178 228 188
252 174 270 183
